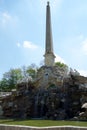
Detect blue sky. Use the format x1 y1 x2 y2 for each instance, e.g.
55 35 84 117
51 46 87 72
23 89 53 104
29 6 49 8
0 0 87 79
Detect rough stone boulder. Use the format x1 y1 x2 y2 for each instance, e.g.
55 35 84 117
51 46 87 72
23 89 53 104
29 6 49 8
34 65 68 88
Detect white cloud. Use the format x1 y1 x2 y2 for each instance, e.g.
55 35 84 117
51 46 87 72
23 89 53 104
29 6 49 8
82 38 87 55
2 12 11 24
52 0 63 9
0 11 18 27
23 41 38 50
17 41 39 50
0 12 12 25
55 54 65 63
78 70 87 77
17 42 21 47
70 36 87 56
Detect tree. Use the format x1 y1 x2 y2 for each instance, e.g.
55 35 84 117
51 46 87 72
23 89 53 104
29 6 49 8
26 64 38 79
0 63 38 91
55 62 68 68
55 62 69 73
0 78 9 91
0 68 23 91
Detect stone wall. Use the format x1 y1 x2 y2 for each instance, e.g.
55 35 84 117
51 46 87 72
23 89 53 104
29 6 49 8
1 66 87 119
35 66 68 88
0 125 87 130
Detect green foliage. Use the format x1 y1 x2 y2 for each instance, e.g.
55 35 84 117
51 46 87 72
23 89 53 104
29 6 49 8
0 78 9 91
48 84 56 88
55 62 68 68
0 62 68 92
55 62 69 74
0 64 38 91
0 68 23 91
26 64 38 79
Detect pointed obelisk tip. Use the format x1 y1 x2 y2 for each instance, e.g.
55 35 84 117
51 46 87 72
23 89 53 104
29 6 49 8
47 1 49 6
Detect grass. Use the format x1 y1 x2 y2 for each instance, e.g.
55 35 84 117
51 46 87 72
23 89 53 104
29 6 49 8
0 119 87 127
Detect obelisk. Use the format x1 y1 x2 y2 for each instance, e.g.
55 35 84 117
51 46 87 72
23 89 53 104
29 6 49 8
44 1 55 66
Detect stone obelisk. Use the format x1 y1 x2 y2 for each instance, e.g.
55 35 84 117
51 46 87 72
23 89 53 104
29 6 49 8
44 2 55 66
